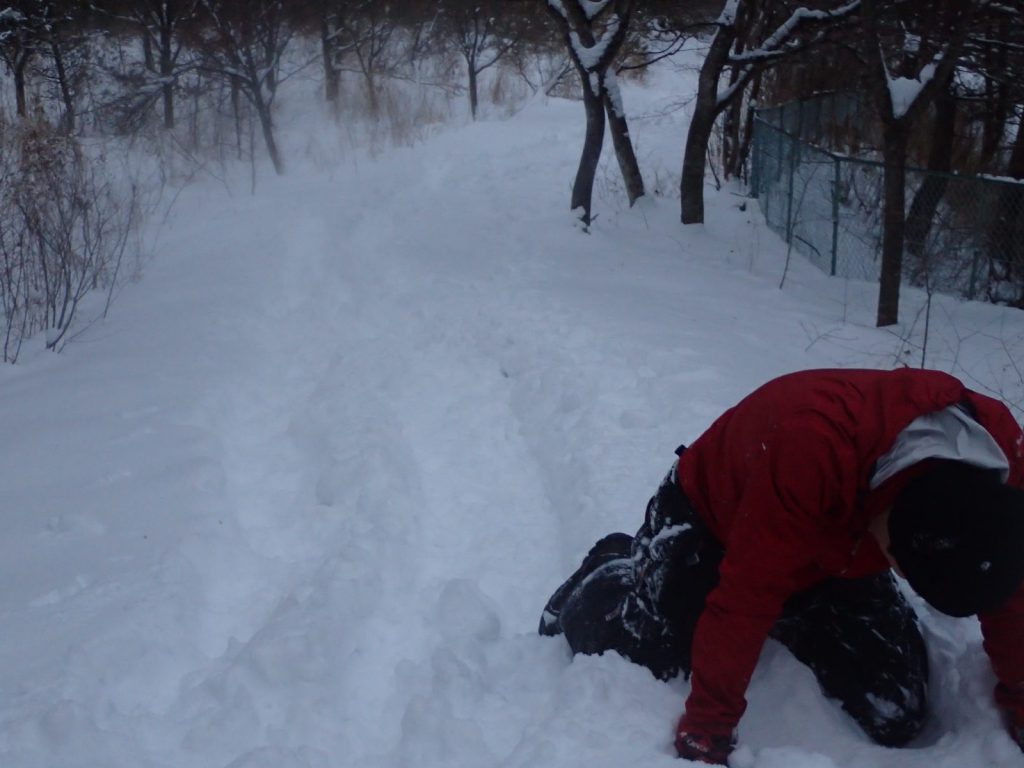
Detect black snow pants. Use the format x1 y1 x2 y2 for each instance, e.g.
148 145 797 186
539 454 929 747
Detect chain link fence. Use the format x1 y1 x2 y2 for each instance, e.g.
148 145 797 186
750 98 1024 307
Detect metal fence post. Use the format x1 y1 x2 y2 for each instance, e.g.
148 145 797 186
785 133 796 244
747 94 1024 305
831 155 841 276
785 109 804 245
968 249 980 300
750 115 761 195
777 104 785 171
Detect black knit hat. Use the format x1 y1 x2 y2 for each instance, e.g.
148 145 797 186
889 461 1024 617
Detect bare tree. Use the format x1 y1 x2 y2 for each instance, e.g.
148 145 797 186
679 0 861 225
441 0 520 120
0 119 139 360
197 0 293 175
96 0 200 130
860 0 976 326
547 0 644 228
330 1 399 117
318 1 342 104
0 1 50 118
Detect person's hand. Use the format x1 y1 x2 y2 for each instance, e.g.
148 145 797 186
674 719 734 764
996 684 1024 752
1010 717 1024 753
1013 727 1024 752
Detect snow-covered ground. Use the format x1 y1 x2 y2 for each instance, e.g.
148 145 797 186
2 64 1024 768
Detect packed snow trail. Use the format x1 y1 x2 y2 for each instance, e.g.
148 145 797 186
2 90 1024 768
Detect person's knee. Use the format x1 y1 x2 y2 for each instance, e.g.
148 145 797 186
588 532 633 560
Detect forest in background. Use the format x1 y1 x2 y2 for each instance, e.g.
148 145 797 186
1 0 1023 363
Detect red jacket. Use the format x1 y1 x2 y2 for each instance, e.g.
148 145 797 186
676 368 1024 736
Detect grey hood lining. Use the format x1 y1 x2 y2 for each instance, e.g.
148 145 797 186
871 404 1010 489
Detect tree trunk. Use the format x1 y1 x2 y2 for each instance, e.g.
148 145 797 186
680 107 716 224
680 23 734 224
547 0 634 227
13 53 29 118
159 23 175 129
733 72 762 182
322 14 340 103
979 23 1008 172
468 62 479 120
876 124 909 327
143 31 155 72
987 118 1024 304
721 52 743 180
365 69 378 116
860 0 972 327
50 41 75 132
231 75 243 159
253 92 284 175
572 73 606 227
905 89 956 261
603 73 644 206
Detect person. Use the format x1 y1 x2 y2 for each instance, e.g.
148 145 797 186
538 368 1024 765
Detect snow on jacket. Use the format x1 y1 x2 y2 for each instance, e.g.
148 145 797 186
676 368 1024 737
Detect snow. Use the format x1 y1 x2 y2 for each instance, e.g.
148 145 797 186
717 0 742 27
579 0 616 21
2 62 1024 768
604 69 625 117
887 58 941 120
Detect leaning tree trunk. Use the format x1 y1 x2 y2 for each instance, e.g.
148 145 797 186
680 23 734 225
572 73 607 227
905 89 956 261
253 91 284 175
548 0 637 227
733 72 763 181
603 72 644 206
680 98 721 225
721 41 745 181
877 123 909 327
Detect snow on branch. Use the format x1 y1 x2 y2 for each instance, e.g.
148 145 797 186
886 52 941 119
729 1 860 64
716 0 741 27
717 1 861 108
570 14 622 70
0 9 26 25
546 0 569 20
579 0 615 21
604 68 625 117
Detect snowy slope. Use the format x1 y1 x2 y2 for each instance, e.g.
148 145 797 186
2 69 1024 768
